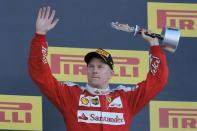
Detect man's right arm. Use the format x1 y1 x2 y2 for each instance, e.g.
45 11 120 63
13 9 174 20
28 7 67 112
28 33 68 112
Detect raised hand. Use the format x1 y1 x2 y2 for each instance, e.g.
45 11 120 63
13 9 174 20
36 6 59 35
141 29 159 46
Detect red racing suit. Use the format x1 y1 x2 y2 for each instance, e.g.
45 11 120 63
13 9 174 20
28 34 168 131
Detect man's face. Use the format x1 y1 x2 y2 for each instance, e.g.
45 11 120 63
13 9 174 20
87 58 114 89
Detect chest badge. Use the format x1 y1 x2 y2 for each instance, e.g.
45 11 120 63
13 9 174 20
106 96 112 103
81 97 89 105
79 95 100 107
108 96 123 108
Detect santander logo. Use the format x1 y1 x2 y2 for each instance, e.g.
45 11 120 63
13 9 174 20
78 113 88 120
77 110 125 125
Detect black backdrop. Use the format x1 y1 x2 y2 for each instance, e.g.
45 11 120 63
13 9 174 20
0 0 197 131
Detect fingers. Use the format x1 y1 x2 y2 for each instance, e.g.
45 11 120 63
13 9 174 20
141 29 152 41
49 10 56 21
39 6 55 20
41 7 46 19
141 29 159 46
141 29 147 37
36 6 59 34
37 8 42 19
45 6 51 19
141 29 152 38
50 19 59 29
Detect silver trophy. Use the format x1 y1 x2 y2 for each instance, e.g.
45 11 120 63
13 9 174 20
111 22 180 53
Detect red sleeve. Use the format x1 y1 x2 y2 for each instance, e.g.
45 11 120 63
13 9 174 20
129 46 169 115
28 34 72 113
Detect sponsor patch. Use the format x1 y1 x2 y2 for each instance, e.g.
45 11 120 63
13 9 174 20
41 46 47 64
106 96 112 103
77 110 125 125
108 97 123 108
150 55 160 75
79 95 100 107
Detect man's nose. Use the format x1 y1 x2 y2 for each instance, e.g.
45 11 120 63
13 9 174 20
92 67 99 73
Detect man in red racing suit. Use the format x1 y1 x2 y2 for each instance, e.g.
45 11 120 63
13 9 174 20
28 6 168 131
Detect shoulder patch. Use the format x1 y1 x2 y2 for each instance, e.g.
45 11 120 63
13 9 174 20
63 82 85 91
64 82 78 87
112 85 139 92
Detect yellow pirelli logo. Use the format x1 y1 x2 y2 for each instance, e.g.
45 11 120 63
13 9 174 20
0 94 42 130
48 47 149 84
150 101 197 131
148 2 197 37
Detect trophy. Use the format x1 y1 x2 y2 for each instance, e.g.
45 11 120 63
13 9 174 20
111 22 180 53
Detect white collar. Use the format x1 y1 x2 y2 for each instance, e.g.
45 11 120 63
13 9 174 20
85 84 110 95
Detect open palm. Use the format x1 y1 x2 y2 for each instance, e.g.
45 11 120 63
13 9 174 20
36 6 59 35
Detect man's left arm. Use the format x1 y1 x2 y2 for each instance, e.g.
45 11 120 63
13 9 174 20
128 30 169 115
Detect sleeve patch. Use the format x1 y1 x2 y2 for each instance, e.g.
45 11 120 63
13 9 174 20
150 54 161 75
41 46 48 64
